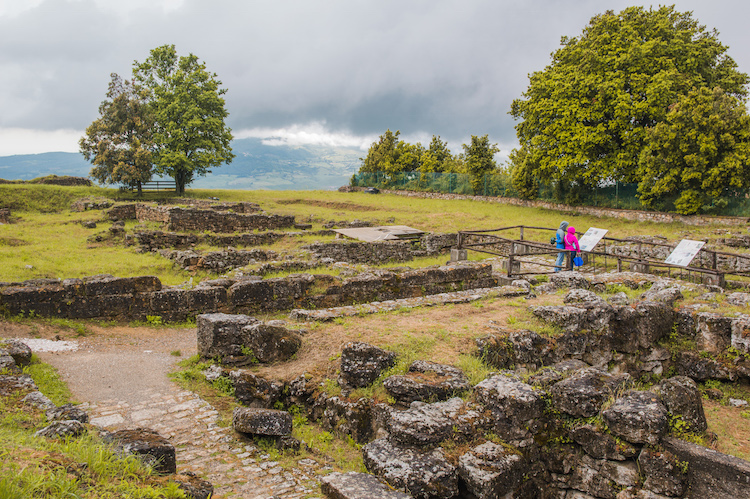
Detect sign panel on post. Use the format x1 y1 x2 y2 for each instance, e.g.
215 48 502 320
664 239 705 267
577 227 609 253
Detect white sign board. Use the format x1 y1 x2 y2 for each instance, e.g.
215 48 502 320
577 227 609 252
665 239 705 267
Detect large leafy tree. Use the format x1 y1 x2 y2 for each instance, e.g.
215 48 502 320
510 6 748 203
79 73 154 194
462 134 499 194
638 87 750 214
133 45 234 195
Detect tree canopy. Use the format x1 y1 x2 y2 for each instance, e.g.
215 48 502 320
510 5 750 212
133 45 235 195
79 74 154 194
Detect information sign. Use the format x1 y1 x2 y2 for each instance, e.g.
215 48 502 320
664 239 705 267
577 227 609 253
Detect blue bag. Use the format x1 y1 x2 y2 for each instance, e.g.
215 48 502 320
573 255 583 267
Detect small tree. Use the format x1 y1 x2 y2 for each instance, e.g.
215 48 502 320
462 135 499 195
133 45 234 195
79 73 154 194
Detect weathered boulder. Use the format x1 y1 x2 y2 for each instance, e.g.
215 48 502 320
527 359 590 388
34 420 87 439
675 351 734 382
633 302 675 349
387 398 485 446
602 391 668 445
695 312 733 353
22 390 56 410
0 353 19 373
607 292 630 306
196 313 260 360
731 315 750 354
339 342 396 388
321 472 411 499
568 424 637 461
232 407 292 436
655 376 707 433
0 373 37 395
568 455 640 499
474 375 544 441
458 441 525 499
383 360 470 404
103 428 176 475
241 323 302 363
46 403 89 423
563 288 606 306
531 305 587 332
662 436 750 499
172 471 214 499
323 396 374 444
362 438 458 499
550 367 631 418
638 447 688 497
229 371 284 408
550 272 591 290
1 339 32 366
727 292 750 307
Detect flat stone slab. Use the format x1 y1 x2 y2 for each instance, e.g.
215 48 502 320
233 407 292 436
321 471 411 499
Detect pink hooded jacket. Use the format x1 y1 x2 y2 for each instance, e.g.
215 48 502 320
564 226 580 252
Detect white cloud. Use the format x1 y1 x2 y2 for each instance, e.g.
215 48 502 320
234 122 377 150
0 128 82 156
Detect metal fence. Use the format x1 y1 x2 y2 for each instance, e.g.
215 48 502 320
352 171 750 215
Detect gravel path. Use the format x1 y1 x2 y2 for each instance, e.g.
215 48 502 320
12 325 325 499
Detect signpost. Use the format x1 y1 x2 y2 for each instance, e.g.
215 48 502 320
665 239 705 267
578 227 609 252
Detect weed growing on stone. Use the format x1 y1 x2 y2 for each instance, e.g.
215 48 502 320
455 354 495 386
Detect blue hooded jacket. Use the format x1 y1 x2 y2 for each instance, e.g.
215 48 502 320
555 221 569 249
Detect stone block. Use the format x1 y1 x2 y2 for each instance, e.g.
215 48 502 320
83 275 161 296
320 472 411 499
638 447 688 497
103 428 176 475
602 390 668 445
241 323 302 363
695 312 733 353
450 248 467 262
186 286 228 313
229 371 284 408
232 407 292 436
474 375 544 440
339 342 396 388
655 376 707 433
383 360 470 405
458 442 524 499
196 313 260 359
323 396 374 444
550 367 631 418
362 438 458 499
150 288 188 312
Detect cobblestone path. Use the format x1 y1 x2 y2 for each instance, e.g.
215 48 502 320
35 330 326 499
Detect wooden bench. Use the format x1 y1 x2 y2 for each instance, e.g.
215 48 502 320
130 181 176 192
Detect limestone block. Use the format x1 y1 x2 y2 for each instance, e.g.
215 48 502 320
602 391 668 445
695 312 733 353
638 447 688 497
339 341 396 388
323 396 374 444
569 424 637 461
655 376 707 433
35 420 87 439
196 313 260 359
458 441 525 499
321 472 411 499
383 360 470 405
46 403 89 423
104 428 176 475
550 367 631 418
474 375 544 440
232 407 292 436
241 323 302 363
362 438 458 499
229 371 284 409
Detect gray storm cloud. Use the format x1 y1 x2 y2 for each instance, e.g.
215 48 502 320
0 0 748 154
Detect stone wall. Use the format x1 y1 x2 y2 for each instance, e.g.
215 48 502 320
0 264 496 322
304 233 457 265
126 230 290 251
382 189 750 226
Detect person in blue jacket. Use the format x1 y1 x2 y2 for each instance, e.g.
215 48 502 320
554 221 569 272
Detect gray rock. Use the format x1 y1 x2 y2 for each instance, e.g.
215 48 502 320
232 407 292 436
527 359 590 387
0 353 18 373
387 397 485 446
564 288 606 306
339 342 396 388
362 438 458 499
458 441 524 499
569 455 639 499
320 471 411 499
675 351 734 382
531 305 587 332
726 292 750 307
730 316 750 354
474 375 544 440
34 420 87 439
550 367 631 418
1 339 32 366
607 292 630 306
569 424 637 461
0 374 37 395
323 396 374 444
229 370 284 408
172 471 214 499
383 360 470 404
602 391 668 445
46 403 89 423
196 313 260 360
103 428 176 475
241 323 302 363
22 390 56 410
695 312 733 354
655 376 707 433
638 447 688 497
550 272 591 290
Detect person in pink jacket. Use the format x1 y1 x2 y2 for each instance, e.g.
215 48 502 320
564 226 580 271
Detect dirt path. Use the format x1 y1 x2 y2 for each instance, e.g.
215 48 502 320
2 322 323 499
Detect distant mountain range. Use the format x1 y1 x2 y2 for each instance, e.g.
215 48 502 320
0 138 364 190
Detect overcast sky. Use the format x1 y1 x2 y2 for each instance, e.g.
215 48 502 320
1 0 749 162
